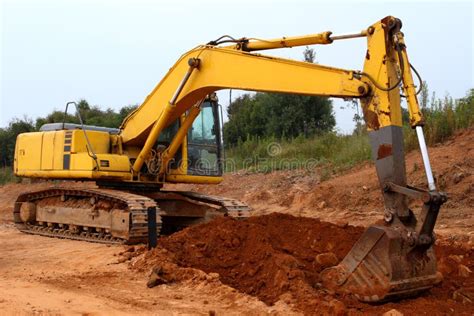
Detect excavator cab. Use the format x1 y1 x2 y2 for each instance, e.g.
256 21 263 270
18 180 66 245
186 96 223 176
156 96 223 177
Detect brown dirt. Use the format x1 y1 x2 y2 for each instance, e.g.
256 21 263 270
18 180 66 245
0 128 472 315
130 213 474 315
0 223 287 315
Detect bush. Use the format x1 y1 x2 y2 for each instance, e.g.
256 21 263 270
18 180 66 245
0 167 20 185
224 132 371 174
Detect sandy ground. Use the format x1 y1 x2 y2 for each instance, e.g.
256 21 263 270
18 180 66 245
0 222 290 315
0 128 472 315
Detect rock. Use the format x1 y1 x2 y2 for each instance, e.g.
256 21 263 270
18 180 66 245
362 185 368 191
318 201 327 209
147 265 174 288
329 299 347 316
316 252 338 268
458 264 472 278
116 257 128 264
206 273 220 281
125 246 136 253
453 172 465 184
231 238 240 247
278 292 294 304
452 289 473 304
147 271 166 288
118 246 135 256
288 269 304 280
448 254 463 263
325 242 335 251
383 309 404 316
122 252 135 260
335 221 349 228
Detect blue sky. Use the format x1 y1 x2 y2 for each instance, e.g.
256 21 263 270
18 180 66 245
1 0 473 133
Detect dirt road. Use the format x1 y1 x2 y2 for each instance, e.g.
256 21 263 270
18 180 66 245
0 223 289 315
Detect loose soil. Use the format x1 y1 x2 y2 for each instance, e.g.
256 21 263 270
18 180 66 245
0 128 472 315
130 213 473 315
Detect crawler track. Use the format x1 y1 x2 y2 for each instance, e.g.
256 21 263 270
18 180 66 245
14 188 161 244
171 191 251 219
13 187 252 245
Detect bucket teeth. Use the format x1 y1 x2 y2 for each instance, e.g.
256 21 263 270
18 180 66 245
321 225 442 302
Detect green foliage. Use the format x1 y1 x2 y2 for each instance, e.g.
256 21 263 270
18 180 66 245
224 92 335 146
224 132 371 174
0 117 36 167
0 167 20 185
404 87 474 151
35 100 138 129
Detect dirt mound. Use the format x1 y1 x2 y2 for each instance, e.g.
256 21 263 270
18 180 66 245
159 213 362 305
132 214 474 315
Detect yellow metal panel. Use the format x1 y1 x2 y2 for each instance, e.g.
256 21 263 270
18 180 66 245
15 132 43 171
224 31 333 51
40 132 55 170
96 154 131 172
53 131 65 170
70 153 130 172
70 153 95 171
71 130 110 154
398 48 424 126
16 169 131 180
165 174 222 184
360 17 403 130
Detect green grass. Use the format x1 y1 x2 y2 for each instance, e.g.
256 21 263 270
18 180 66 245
224 133 371 176
0 167 20 185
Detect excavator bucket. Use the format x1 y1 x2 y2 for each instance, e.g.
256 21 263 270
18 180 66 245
321 225 442 302
321 124 446 302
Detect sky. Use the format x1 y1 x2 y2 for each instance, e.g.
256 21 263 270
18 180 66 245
1 0 473 133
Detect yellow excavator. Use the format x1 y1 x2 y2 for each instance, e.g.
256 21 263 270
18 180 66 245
14 16 446 302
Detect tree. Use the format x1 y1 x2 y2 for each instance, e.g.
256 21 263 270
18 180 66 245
303 47 316 63
419 81 429 109
0 117 35 167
